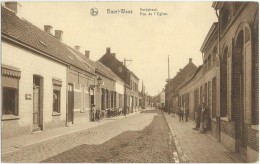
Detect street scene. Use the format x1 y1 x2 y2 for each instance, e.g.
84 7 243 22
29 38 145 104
1 1 259 163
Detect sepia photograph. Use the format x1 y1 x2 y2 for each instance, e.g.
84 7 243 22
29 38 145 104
1 1 259 163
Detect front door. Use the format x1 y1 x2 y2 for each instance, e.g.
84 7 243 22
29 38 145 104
68 84 74 123
33 75 42 132
33 85 40 131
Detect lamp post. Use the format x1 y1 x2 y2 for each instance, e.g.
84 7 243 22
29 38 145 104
123 58 132 116
97 76 102 107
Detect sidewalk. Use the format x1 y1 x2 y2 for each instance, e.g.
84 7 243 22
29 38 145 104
164 112 238 163
2 111 141 155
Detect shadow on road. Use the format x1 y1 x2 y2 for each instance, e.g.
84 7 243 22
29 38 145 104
42 110 172 163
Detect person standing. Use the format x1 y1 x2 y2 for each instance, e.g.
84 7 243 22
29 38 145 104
185 106 189 122
180 105 184 121
200 103 209 133
193 104 201 130
178 106 181 121
91 104 96 121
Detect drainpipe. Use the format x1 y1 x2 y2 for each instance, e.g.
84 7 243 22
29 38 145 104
66 66 69 126
215 8 221 142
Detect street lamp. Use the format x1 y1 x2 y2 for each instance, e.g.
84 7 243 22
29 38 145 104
96 76 102 109
97 76 102 86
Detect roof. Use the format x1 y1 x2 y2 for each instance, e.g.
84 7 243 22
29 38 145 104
99 53 139 80
1 5 95 75
200 22 218 52
178 65 203 90
94 61 124 84
166 61 198 96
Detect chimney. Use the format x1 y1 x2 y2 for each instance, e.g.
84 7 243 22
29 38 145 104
111 53 116 57
5 2 22 17
189 58 192 63
85 50 90 58
44 25 52 35
55 30 63 41
75 46 80 51
106 47 111 54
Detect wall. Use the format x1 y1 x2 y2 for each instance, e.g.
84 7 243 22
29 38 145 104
2 41 67 138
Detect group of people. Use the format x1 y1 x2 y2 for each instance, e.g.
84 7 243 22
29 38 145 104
90 104 129 121
177 105 189 122
175 103 210 133
193 103 209 133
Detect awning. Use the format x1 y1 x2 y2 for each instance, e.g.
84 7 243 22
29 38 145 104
2 64 21 78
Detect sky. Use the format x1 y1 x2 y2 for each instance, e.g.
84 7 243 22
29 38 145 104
18 1 217 96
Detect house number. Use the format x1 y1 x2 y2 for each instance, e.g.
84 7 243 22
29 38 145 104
25 94 31 100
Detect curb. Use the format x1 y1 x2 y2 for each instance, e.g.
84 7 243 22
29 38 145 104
164 112 189 163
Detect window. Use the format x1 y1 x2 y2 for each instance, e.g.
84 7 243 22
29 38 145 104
52 78 62 114
2 65 21 118
208 55 212 69
3 87 18 115
53 90 60 113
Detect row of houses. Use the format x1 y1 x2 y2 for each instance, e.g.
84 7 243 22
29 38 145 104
162 2 258 162
1 2 146 139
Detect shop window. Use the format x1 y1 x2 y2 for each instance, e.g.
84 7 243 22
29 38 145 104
3 87 18 115
2 65 21 119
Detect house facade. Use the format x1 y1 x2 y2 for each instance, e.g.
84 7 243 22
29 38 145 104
213 2 259 162
1 2 97 138
165 58 197 114
2 3 68 138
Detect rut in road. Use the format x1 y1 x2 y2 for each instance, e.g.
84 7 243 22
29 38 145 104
42 110 174 163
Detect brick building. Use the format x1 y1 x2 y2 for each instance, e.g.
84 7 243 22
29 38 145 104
213 2 258 162
178 2 258 162
92 61 124 113
99 48 140 113
165 58 197 114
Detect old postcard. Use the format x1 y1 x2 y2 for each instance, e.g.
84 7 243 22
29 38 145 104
1 1 259 163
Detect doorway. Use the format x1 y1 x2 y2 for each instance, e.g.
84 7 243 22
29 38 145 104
33 75 43 132
233 30 246 151
68 84 74 123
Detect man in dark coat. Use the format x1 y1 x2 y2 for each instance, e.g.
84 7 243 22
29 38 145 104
200 103 209 133
193 103 201 130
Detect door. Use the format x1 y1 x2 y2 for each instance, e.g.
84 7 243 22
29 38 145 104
33 85 40 131
68 84 74 123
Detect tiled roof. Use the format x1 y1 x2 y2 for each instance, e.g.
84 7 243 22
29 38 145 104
94 61 124 84
99 53 139 80
1 6 95 75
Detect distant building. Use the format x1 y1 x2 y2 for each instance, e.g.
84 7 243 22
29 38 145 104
165 58 197 113
99 48 140 112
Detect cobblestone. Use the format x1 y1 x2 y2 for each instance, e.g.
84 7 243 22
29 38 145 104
2 109 175 163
